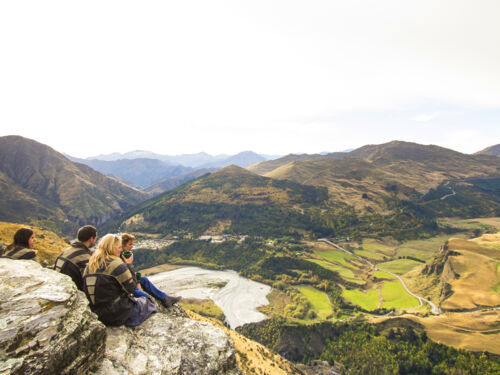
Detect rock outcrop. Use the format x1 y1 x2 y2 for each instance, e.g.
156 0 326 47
0 258 106 375
0 259 241 375
92 305 240 375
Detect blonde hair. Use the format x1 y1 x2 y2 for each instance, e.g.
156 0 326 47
121 233 136 248
88 234 122 273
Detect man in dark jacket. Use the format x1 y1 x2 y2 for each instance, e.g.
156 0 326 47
54 225 97 291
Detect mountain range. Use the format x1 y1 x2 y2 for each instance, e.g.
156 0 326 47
111 141 500 239
0 135 148 235
67 150 276 193
85 150 276 169
250 141 500 214
1 135 499 238
66 156 195 189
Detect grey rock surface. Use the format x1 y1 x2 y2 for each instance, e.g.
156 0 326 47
0 258 241 375
91 304 241 375
0 258 106 375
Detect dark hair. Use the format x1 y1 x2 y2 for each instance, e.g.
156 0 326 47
77 225 98 242
13 228 34 248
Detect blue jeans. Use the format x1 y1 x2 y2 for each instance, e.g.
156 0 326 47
133 277 166 300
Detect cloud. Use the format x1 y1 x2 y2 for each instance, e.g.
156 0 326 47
411 113 440 122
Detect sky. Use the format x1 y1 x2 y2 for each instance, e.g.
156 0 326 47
0 0 499 158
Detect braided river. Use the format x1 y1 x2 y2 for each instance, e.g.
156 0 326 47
149 266 271 328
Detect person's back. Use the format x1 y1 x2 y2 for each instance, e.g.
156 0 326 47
2 244 36 260
83 234 157 327
54 242 92 290
84 256 137 326
54 225 97 291
0 228 37 260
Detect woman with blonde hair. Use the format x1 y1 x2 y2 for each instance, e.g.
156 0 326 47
83 234 156 326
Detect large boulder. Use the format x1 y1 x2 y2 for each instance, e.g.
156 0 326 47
0 258 106 375
0 258 241 375
92 305 241 375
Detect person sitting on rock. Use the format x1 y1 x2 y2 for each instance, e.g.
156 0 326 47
83 234 157 327
121 233 181 308
1 228 37 260
54 225 97 291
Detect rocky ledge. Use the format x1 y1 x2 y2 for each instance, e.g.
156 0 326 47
0 259 241 375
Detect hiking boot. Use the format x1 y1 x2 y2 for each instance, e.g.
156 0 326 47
161 295 181 308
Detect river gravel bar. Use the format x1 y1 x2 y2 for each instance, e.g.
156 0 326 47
149 266 271 328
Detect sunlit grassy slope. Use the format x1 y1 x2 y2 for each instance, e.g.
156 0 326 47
380 281 419 309
0 136 147 235
440 237 500 310
256 141 500 213
374 310 500 356
377 259 424 275
186 310 303 375
296 285 333 320
342 289 379 311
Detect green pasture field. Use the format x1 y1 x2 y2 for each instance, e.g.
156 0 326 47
352 249 387 261
313 249 358 269
359 238 395 255
373 270 395 279
296 285 333 320
308 259 365 285
377 259 423 275
438 218 495 231
394 235 451 261
342 289 379 311
381 281 419 309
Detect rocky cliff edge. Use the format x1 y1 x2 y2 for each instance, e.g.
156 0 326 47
0 258 241 375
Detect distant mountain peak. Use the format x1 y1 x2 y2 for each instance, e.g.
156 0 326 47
213 164 257 177
475 144 500 156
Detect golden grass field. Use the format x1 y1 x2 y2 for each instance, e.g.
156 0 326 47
179 298 226 321
441 237 500 310
186 310 302 375
466 217 500 230
373 310 500 355
0 221 68 265
378 230 500 355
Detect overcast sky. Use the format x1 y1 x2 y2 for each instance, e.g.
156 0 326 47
1 1 499 158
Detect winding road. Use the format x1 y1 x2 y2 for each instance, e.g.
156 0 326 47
440 181 456 200
318 238 440 315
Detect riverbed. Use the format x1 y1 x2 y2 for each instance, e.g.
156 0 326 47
148 266 271 328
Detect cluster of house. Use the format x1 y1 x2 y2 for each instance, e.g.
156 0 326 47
133 238 176 250
197 234 248 244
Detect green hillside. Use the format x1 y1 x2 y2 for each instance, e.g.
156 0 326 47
114 165 335 237
0 136 148 235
